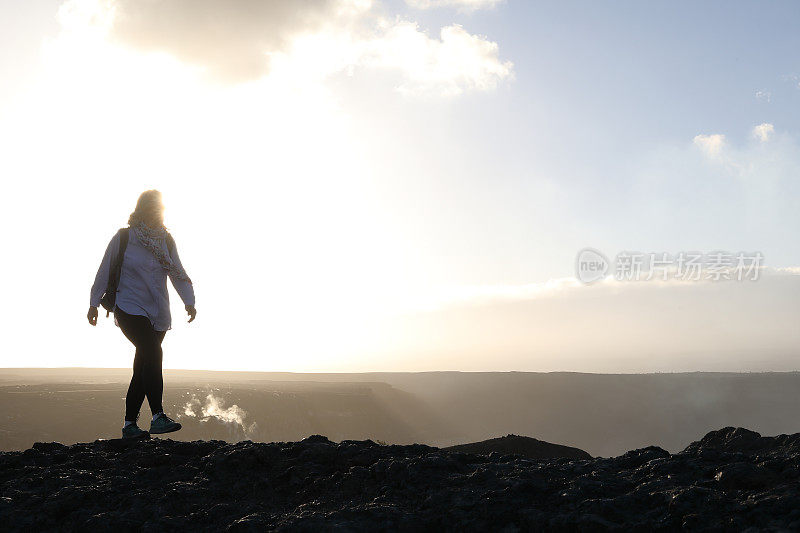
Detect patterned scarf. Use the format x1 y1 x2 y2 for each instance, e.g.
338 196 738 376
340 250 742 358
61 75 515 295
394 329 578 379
132 222 192 283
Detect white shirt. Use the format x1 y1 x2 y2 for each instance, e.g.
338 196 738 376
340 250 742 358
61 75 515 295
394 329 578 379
90 229 195 331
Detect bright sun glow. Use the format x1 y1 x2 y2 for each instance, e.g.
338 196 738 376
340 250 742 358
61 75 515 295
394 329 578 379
1 2 426 372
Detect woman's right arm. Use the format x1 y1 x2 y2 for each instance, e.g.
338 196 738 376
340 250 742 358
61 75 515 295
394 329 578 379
88 232 120 324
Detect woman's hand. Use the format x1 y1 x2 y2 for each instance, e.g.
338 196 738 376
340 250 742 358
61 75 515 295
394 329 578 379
87 306 98 326
186 305 197 323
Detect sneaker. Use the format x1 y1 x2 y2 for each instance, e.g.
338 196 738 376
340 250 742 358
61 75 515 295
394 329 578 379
150 413 182 435
122 423 149 439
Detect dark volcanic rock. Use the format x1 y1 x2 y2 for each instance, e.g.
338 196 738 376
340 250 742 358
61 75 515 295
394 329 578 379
1 427 799 531
444 434 592 460
682 426 800 456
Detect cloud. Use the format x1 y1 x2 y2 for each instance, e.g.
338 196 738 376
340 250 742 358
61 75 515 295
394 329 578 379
782 74 800 89
690 125 796 185
406 0 503 10
106 0 369 82
374 269 800 372
363 22 513 96
755 90 771 102
59 0 513 96
752 122 775 142
693 133 726 157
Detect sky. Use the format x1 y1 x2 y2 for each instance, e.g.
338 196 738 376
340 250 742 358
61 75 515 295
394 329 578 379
0 0 798 372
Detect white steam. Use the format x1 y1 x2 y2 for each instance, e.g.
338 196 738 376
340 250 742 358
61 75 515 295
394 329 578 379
182 392 257 440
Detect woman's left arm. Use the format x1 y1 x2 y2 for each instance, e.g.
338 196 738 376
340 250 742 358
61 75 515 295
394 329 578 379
88 232 121 325
167 239 196 322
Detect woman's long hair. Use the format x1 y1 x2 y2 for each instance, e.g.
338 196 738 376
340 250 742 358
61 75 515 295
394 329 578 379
128 190 165 228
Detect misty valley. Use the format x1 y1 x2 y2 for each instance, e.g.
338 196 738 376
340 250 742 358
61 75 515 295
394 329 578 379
3 369 800 457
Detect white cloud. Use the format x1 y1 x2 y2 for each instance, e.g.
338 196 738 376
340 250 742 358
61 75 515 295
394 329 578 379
371 269 800 372
406 0 503 10
363 22 513 97
782 74 800 89
104 0 370 82
693 133 726 157
755 90 771 102
59 0 513 96
752 122 775 142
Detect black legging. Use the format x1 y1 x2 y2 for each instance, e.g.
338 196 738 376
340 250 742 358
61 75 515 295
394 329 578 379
115 307 167 422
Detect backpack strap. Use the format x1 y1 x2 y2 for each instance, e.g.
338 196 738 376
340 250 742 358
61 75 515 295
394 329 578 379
118 227 130 260
103 228 129 316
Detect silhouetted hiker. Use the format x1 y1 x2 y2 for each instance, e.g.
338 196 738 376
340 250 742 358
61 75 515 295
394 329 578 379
87 190 196 439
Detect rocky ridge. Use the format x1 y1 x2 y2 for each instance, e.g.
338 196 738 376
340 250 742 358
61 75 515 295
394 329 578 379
444 434 592 460
1 427 799 531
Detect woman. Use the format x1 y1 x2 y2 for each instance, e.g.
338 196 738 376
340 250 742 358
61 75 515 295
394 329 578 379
88 190 197 439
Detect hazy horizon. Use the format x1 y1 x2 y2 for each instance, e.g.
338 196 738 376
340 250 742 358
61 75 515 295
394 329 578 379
3 368 800 457
4 367 800 375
